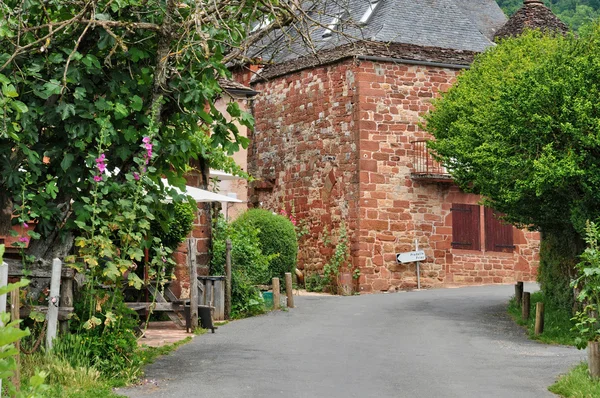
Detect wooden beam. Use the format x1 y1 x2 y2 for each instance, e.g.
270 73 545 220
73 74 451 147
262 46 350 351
46 258 61 350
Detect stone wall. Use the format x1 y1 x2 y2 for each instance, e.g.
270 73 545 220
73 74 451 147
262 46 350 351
247 57 540 293
249 59 360 274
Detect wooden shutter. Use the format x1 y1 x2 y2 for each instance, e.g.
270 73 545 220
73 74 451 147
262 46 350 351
451 204 480 250
484 207 514 252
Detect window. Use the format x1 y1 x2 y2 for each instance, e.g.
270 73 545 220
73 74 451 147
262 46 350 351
322 15 341 38
451 204 515 252
359 0 381 25
451 204 480 250
484 207 514 252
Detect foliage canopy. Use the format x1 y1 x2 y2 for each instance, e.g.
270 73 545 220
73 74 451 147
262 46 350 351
425 28 600 235
0 0 299 262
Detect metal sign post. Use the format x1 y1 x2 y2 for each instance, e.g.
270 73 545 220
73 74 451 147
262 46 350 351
395 240 425 290
415 239 420 290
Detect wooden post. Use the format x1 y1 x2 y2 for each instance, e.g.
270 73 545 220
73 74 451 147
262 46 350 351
188 238 198 331
59 275 73 334
46 258 62 351
515 281 524 307
11 287 20 389
272 278 280 310
589 341 600 379
535 302 545 335
522 291 530 321
225 239 232 319
285 272 294 309
0 262 6 393
214 279 225 321
0 262 7 325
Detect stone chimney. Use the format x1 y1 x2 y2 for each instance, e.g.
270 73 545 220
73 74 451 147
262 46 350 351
494 0 569 41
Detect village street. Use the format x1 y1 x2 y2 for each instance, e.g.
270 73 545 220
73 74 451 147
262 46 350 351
119 284 582 398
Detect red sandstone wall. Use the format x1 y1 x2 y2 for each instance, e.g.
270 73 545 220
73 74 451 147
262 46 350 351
246 58 540 294
354 60 539 293
249 59 360 275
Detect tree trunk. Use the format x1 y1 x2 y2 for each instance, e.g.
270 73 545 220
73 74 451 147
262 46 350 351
0 191 12 236
589 341 600 379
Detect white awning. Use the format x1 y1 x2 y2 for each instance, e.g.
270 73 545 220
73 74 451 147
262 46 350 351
209 169 241 181
162 179 243 203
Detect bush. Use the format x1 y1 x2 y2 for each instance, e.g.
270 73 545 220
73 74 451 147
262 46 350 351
538 228 584 312
68 290 142 383
211 216 272 318
151 201 196 251
233 209 297 282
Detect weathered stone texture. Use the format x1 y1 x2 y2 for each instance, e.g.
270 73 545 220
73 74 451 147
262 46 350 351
247 58 540 293
249 59 360 274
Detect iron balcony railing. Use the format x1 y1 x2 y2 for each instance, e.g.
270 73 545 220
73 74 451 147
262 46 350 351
411 140 452 180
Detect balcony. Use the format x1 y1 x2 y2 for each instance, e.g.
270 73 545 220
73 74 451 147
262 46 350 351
411 140 453 182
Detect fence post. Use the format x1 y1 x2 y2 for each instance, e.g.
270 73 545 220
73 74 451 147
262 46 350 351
522 291 530 321
0 262 7 325
225 239 232 319
515 281 524 307
46 258 62 351
272 278 280 310
0 261 7 393
59 273 73 334
285 272 294 309
188 238 198 331
11 287 20 390
535 302 545 335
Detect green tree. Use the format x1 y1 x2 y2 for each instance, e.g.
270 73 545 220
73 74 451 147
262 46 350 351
425 27 600 307
0 0 299 264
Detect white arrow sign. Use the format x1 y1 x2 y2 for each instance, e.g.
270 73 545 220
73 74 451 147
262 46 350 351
396 250 426 264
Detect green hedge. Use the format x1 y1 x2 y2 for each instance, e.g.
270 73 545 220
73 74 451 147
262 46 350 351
233 209 298 282
151 201 196 251
538 228 584 312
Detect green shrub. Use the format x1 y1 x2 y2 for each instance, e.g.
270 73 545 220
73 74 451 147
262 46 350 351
151 201 196 251
211 216 271 318
68 290 142 384
538 228 584 312
233 209 297 282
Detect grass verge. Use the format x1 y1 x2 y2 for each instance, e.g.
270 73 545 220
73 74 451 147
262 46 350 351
507 291 578 346
19 335 193 397
507 291 600 397
549 363 600 398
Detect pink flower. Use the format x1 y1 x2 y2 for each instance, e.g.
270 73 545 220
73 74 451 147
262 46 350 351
19 237 29 243
133 173 140 181
280 209 287 216
142 136 151 144
22 222 28 228
95 153 107 174
94 175 102 182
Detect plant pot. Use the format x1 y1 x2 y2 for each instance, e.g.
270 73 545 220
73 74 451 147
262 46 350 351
588 341 600 379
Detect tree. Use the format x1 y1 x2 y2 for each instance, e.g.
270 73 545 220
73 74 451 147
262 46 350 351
0 0 300 264
424 27 600 307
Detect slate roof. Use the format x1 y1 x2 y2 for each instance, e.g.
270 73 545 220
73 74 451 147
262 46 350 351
249 0 506 65
494 0 569 40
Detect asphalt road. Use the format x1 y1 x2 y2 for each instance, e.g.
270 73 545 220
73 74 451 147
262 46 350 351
119 284 583 398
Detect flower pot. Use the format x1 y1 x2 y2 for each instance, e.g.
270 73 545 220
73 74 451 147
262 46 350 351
588 341 600 379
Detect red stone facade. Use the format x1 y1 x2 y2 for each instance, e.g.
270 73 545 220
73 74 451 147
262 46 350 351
246 58 540 293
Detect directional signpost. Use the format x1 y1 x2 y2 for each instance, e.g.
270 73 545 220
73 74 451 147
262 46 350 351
396 239 426 289
396 250 426 264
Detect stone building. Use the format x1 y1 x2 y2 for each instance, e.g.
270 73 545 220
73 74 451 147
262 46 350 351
236 0 566 292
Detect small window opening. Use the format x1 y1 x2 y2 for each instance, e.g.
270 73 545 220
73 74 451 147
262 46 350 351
359 0 380 25
322 15 341 39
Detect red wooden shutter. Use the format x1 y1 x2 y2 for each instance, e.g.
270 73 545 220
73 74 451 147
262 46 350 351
484 207 514 252
451 204 480 250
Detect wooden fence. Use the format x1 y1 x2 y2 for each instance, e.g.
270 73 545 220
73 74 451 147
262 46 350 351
197 276 225 321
